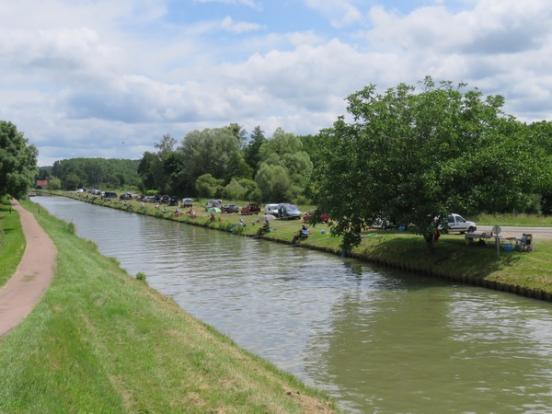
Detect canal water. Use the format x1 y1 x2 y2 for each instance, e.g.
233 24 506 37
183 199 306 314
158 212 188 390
35 196 552 413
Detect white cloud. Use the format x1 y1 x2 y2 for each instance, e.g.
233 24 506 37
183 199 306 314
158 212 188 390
193 0 260 9
304 0 362 28
221 16 263 33
1 0 552 166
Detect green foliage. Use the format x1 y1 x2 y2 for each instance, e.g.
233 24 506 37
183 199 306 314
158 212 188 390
47 177 62 190
0 121 38 198
244 126 266 172
317 78 548 247
255 163 290 201
223 178 261 201
237 178 262 201
255 128 313 202
195 173 224 198
51 158 140 190
223 178 247 200
0 199 25 286
135 272 147 282
63 173 81 190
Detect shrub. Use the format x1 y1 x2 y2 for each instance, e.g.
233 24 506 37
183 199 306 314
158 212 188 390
136 272 147 282
195 174 224 198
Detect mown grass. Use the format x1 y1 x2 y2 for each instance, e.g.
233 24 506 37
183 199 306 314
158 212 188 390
475 212 552 227
0 200 336 414
0 197 25 286
56 191 552 297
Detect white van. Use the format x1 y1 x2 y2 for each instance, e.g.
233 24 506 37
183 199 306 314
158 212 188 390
447 214 477 233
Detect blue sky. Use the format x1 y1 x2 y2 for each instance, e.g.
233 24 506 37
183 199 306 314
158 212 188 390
1 0 551 165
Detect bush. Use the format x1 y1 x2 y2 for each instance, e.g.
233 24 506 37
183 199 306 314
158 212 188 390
136 272 147 282
195 174 224 198
223 179 247 200
47 177 62 190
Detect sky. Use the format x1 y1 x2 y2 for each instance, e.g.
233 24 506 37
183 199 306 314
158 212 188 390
1 0 551 166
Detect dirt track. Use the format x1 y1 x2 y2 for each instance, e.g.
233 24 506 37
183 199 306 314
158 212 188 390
0 200 57 336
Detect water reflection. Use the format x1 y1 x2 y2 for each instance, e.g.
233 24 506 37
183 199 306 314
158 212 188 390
35 197 552 413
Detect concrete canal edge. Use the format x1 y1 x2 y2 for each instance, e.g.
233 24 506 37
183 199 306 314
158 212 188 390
42 192 552 304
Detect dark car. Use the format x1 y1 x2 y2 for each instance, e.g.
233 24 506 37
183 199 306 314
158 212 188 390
277 203 301 220
240 203 260 215
119 192 133 201
168 196 178 206
102 191 118 199
160 195 171 204
222 204 240 213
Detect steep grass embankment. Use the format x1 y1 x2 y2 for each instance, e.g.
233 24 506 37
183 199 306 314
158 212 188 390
0 200 336 413
0 197 25 287
53 192 552 301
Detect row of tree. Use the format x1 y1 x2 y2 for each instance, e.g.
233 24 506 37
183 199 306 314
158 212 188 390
137 125 316 203
40 158 141 190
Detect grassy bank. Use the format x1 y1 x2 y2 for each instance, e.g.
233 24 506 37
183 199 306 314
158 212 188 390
0 197 25 286
50 191 552 300
0 200 335 413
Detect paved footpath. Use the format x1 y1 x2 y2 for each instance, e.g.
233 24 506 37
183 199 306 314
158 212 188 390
0 200 57 337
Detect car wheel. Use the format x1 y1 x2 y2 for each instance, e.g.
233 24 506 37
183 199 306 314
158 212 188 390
468 226 476 233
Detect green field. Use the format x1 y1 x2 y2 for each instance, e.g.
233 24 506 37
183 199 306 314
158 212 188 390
57 191 552 298
0 200 336 413
0 197 25 286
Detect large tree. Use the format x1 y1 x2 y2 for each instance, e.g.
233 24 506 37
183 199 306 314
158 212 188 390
0 121 37 198
255 128 313 202
316 78 547 249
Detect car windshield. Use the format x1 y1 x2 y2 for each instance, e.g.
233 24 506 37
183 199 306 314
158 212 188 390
457 216 466 223
287 204 299 213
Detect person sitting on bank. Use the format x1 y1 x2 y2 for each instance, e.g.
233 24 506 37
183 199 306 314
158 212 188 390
256 218 271 237
292 225 309 244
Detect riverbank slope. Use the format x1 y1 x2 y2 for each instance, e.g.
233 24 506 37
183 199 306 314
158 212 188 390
0 200 335 413
53 192 552 301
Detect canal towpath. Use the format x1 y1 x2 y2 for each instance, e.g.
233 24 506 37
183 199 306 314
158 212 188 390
0 200 57 336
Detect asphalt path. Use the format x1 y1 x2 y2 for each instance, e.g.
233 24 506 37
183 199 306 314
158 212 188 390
478 225 552 240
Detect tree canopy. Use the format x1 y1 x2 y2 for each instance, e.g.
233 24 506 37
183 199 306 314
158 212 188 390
316 78 548 248
0 121 37 198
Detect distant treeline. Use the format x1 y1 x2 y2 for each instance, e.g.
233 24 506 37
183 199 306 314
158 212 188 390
39 158 140 190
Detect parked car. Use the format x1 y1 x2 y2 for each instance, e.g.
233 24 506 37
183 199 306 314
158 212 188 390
182 198 194 207
222 204 240 213
264 203 280 215
303 211 330 224
102 191 118 199
206 199 223 210
119 192 133 200
277 203 301 220
445 213 477 233
372 217 393 230
241 203 260 215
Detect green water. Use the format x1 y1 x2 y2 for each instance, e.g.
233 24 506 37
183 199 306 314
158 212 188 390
36 196 552 413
